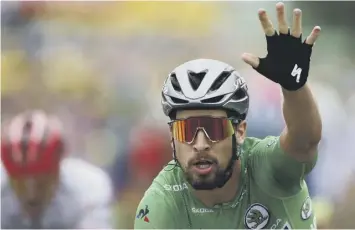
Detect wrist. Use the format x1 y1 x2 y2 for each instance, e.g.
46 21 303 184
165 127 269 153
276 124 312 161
281 84 311 103
281 83 307 94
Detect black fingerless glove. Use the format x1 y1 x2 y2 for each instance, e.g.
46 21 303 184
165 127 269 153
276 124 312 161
254 30 313 91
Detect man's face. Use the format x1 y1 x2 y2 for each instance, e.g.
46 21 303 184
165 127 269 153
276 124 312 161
10 173 59 217
173 110 246 190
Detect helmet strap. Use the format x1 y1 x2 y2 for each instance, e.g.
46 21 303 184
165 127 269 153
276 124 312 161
216 133 240 188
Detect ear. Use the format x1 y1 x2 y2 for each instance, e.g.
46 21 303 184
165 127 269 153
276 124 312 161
234 120 247 144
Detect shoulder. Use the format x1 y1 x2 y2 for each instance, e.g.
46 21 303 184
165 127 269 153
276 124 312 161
243 136 279 152
244 136 315 197
242 136 284 169
135 161 185 228
242 136 281 159
152 161 189 193
137 161 186 211
242 136 262 152
61 158 113 202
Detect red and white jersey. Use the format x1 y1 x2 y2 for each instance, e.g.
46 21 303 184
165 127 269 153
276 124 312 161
1 157 114 229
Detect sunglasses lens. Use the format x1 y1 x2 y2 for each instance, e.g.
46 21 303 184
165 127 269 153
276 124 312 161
171 117 234 143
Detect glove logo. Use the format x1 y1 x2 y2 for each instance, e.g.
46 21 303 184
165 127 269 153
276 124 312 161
291 64 302 83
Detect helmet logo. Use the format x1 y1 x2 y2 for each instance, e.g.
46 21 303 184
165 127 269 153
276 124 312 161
235 77 246 88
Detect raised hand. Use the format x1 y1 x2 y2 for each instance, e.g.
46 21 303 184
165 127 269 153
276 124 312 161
242 2 321 91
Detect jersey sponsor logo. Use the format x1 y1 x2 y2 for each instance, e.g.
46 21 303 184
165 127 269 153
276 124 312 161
136 205 150 223
191 207 214 214
282 221 292 229
270 218 282 229
235 77 247 88
163 183 188 192
271 220 292 229
244 203 270 229
301 196 312 220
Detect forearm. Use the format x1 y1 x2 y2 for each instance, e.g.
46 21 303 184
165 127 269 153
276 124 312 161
282 83 322 149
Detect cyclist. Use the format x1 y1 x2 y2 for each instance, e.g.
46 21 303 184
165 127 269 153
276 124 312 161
135 3 322 229
1 110 114 229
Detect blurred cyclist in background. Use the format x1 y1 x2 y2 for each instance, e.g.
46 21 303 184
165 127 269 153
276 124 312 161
1 110 114 229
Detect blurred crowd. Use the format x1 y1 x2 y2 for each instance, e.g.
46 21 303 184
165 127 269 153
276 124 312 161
1 1 355 228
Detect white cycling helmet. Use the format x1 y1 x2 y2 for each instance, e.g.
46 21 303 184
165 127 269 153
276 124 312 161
161 59 249 120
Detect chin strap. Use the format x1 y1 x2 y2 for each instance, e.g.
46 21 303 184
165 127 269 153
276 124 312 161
216 133 240 188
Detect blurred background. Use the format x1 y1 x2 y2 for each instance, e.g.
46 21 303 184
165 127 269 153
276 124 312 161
1 1 354 228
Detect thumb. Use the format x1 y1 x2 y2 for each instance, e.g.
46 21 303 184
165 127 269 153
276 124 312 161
241 53 260 68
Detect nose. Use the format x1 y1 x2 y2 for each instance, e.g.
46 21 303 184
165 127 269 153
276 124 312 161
192 130 211 152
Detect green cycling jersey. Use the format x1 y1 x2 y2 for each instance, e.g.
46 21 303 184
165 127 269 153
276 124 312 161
134 136 318 229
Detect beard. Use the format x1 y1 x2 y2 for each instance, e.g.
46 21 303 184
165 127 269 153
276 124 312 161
182 157 229 190
185 167 227 190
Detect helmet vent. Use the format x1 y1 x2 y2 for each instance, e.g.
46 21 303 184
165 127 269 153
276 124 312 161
187 70 208 91
170 73 182 92
201 95 225 103
209 70 233 92
170 96 189 104
232 88 247 100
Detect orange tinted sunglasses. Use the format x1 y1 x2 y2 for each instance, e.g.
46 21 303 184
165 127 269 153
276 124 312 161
169 116 235 144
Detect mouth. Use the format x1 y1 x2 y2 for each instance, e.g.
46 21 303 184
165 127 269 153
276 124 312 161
191 159 214 174
193 159 213 168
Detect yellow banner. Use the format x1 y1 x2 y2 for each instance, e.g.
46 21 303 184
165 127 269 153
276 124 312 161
1 50 30 95
39 2 222 36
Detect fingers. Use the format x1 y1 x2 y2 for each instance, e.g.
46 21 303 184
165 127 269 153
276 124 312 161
258 9 275 36
276 2 288 34
305 26 321 45
241 53 260 68
291 8 302 38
